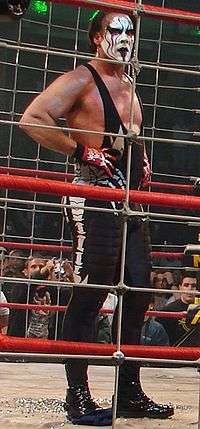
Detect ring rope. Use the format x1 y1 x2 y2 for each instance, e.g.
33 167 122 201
48 0 200 25
144 181 194 193
0 166 74 181
0 335 199 361
0 174 200 210
0 302 187 320
0 241 186 259
0 167 196 193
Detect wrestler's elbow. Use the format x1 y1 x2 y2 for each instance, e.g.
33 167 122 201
19 108 50 137
20 108 42 129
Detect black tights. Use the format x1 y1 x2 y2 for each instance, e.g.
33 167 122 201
62 215 151 387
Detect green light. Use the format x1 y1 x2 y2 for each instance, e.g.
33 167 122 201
89 10 100 21
32 0 48 15
191 26 200 37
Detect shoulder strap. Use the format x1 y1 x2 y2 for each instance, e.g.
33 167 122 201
84 63 124 136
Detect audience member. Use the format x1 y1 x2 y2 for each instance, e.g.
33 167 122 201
153 270 175 310
48 259 73 339
3 251 73 339
95 293 118 344
156 272 199 346
27 285 51 339
0 290 9 334
2 249 27 301
140 302 169 346
7 253 53 337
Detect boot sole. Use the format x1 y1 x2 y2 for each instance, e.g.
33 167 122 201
117 410 174 419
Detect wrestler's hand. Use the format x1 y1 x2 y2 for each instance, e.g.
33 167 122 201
193 178 200 195
142 153 151 185
186 303 200 327
74 143 120 178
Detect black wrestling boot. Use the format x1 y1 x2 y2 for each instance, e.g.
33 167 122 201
65 384 100 418
117 381 174 419
65 384 112 425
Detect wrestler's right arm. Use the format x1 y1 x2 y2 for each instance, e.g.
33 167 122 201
19 66 89 156
20 65 120 176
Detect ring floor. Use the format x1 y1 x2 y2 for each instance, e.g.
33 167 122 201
0 362 198 428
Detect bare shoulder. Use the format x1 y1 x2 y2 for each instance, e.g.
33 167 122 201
22 64 93 119
54 64 93 90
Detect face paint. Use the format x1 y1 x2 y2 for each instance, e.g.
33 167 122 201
101 15 135 62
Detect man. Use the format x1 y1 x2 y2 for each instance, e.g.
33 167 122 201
0 290 9 334
140 302 169 346
8 253 53 337
157 272 199 346
20 11 174 424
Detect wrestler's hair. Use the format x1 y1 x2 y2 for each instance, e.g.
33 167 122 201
88 11 136 54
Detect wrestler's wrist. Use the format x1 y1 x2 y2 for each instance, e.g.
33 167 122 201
73 142 85 160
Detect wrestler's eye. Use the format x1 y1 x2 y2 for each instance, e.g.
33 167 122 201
126 29 135 36
107 26 123 35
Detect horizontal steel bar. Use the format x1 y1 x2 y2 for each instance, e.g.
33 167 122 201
0 119 199 147
0 352 199 367
1 197 200 223
1 276 200 296
0 40 200 76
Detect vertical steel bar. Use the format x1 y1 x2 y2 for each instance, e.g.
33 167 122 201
148 0 165 212
112 1 142 427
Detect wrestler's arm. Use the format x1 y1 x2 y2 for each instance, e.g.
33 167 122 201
19 66 90 156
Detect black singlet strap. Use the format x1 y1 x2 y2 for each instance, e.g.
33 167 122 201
84 63 125 138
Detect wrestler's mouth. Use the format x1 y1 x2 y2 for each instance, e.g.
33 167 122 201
118 47 129 59
118 47 129 54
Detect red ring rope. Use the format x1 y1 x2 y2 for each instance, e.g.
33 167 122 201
49 0 200 25
0 241 72 253
0 175 200 209
0 241 185 259
0 166 74 182
0 302 186 319
151 251 184 259
143 181 193 193
0 335 199 361
0 167 195 194
0 167 194 194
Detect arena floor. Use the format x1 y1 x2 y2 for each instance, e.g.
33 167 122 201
0 363 199 429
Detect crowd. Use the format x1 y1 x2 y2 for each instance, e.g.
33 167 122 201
0 249 199 346
0 250 74 339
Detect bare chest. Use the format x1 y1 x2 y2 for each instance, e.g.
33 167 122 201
84 80 141 129
68 77 142 146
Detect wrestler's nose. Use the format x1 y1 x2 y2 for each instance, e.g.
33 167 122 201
120 32 129 44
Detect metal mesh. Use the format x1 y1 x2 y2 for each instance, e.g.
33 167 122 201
0 0 199 248
0 0 200 345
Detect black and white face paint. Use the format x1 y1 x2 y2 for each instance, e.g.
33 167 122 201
101 15 135 62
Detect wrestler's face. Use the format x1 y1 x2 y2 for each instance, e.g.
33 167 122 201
101 15 135 62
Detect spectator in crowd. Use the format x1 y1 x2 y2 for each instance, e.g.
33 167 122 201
7 253 73 339
0 290 9 334
140 301 169 346
95 313 112 344
49 259 74 340
8 253 51 337
95 293 118 344
153 270 175 310
27 285 51 339
2 249 27 301
156 272 199 346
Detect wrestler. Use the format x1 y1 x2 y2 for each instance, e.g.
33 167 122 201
20 11 174 425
